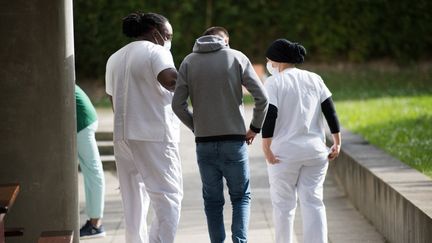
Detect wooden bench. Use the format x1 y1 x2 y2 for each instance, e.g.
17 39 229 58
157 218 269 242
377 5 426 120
0 183 22 243
38 230 73 243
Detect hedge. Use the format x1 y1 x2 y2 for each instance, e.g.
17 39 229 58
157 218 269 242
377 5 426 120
74 0 432 80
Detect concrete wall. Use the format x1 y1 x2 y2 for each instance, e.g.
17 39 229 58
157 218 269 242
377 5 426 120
330 129 432 243
0 1 78 242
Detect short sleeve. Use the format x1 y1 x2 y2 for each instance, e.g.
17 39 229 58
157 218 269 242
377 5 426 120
264 76 278 108
151 46 176 78
105 58 113 95
317 75 332 102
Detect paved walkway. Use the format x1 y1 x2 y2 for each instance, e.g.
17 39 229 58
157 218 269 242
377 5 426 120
79 107 385 243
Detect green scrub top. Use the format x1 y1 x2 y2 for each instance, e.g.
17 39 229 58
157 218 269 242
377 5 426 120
75 84 97 132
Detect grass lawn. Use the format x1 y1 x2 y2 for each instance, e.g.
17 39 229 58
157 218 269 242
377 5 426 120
317 65 432 177
336 96 432 177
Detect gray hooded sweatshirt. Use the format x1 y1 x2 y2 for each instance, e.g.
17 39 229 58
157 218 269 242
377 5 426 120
172 35 268 142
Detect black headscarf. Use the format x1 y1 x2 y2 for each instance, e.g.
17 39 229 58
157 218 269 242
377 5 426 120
266 39 307 64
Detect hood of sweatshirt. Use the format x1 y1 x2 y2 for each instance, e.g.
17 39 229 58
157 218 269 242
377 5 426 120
192 35 228 53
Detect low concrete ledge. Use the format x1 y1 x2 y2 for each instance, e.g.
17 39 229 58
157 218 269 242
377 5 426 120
330 129 432 243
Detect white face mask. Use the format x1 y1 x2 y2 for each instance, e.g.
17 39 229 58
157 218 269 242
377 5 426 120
266 61 279 75
155 30 172 51
164 40 172 51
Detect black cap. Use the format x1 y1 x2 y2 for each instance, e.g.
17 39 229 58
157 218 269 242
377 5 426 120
266 39 306 64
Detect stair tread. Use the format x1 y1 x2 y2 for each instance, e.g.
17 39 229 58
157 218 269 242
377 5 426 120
97 141 113 146
101 155 115 160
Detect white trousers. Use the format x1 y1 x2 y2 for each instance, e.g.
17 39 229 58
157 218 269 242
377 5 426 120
267 157 328 243
114 140 183 243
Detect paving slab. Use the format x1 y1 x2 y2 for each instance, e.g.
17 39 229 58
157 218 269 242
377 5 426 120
77 107 385 243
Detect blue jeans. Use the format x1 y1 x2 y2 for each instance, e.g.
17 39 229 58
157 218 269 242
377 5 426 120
196 140 251 243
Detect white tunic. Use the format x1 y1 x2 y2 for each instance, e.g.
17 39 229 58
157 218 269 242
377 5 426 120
106 41 183 243
105 41 180 143
264 67 332 162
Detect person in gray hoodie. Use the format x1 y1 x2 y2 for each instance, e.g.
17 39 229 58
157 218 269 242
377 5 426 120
172 26 268 243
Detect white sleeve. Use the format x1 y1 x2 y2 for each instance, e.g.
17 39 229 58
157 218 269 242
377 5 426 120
151 46 176 78
105 58 113 95
264 77 278 108
318 75 332 102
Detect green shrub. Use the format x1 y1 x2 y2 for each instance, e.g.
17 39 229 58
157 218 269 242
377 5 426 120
74 0 432 81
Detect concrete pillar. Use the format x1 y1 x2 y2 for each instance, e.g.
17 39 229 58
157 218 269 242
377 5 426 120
0 0 78 242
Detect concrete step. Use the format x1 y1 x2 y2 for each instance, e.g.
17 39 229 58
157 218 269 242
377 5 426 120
96 131 113 141
100 155 116 171
97 141 114 155
78 155 115 172
96 132 115 171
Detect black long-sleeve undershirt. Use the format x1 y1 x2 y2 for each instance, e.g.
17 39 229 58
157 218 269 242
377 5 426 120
261 97 340 138
262 104 278 138
321 97 340 133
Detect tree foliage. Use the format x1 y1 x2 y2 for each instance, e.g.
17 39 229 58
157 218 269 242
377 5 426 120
74 0 432 80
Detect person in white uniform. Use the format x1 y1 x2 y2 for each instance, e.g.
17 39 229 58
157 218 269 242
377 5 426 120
261 39 342 243
105 12 182 243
